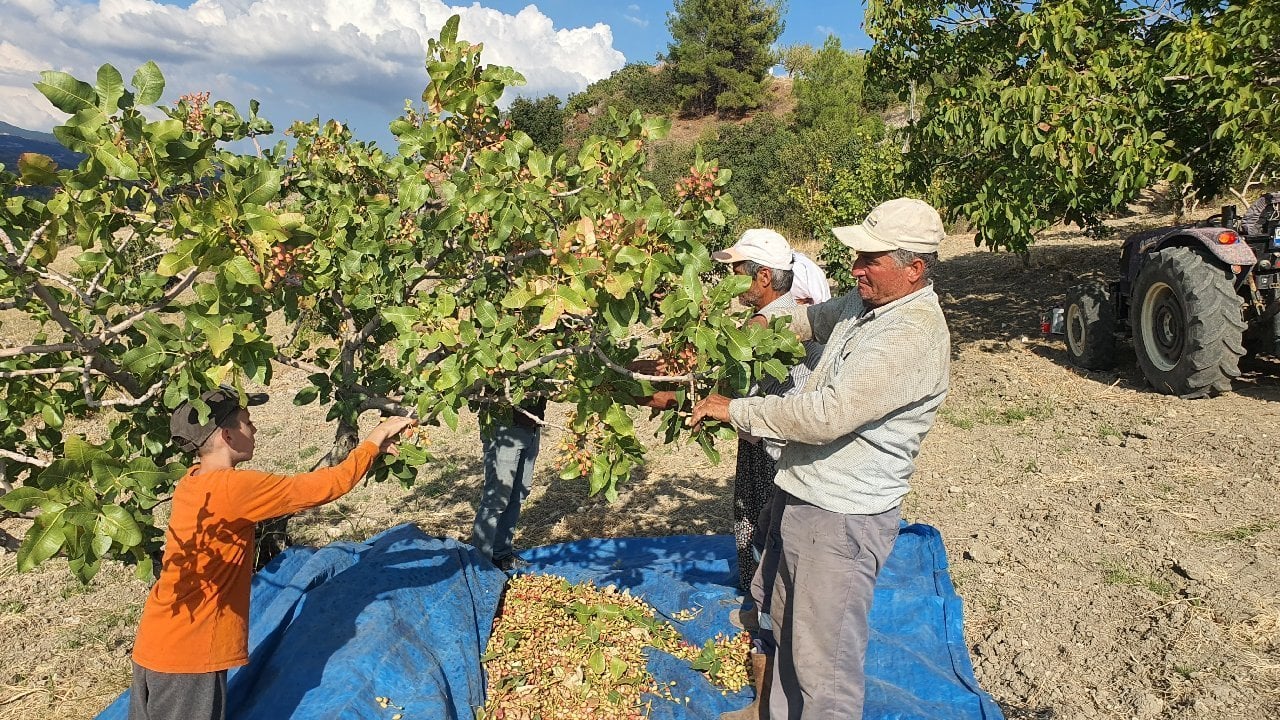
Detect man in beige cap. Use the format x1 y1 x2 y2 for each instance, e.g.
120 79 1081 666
693 198 951 719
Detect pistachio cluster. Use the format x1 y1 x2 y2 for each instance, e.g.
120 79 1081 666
480 574 752 719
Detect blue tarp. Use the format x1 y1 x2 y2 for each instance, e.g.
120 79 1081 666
98 523 1003 720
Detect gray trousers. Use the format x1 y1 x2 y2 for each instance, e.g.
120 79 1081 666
757 490 900 719
128 662 227 720
472 423 540 561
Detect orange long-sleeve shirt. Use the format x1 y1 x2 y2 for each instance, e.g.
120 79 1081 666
132 441 379 673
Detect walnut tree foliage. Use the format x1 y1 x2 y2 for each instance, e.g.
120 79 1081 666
665 0 784 117
0 16 802 583
866 0 1280 253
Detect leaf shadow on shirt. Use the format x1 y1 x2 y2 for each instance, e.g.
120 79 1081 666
162 491 251 623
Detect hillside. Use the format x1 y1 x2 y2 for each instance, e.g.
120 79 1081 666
0 121 84 174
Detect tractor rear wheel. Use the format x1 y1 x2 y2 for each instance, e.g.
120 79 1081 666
1130 246 1245 397
1064 282 1117 370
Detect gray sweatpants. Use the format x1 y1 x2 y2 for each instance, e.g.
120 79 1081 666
760 490 900 719
129 662 227 720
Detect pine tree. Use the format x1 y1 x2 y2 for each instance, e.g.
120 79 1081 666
665 0 784 117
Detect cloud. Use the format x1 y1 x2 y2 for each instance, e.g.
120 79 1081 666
623 14 649 28
0 0 625 143
815 25 838 38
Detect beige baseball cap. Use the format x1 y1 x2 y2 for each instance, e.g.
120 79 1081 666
712 228 794 270
170 384 268 453
832 198 944 254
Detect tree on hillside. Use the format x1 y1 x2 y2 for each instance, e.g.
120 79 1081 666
778 44 816 77
665 0 784 117
791 36 881 134
866 0 1280 253
506 95 565 152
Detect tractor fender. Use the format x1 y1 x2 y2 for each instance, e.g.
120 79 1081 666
1145 226 1258 267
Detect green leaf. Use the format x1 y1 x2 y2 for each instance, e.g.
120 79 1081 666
381 306 418 334
120 342 167 376
131 61 165 105
93 144 140 180
474 300 498 328
157 237 199 277
17 153 58 185
91 532 112 559
64 435 109 467
95 64 125 113
724 325 753 362
203 322 236 357
439 404 459 431
34 71 97 114
239 168 283 205
133 552 154 582
97 505 143 547
614 246 647 267
293 386 319 406
17 512 67 573
222 255 261 287
588 648 606 675
0 487 46 513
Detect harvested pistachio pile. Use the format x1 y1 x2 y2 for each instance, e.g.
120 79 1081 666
479 574 752 719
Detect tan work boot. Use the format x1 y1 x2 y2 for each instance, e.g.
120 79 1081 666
720 651 771 720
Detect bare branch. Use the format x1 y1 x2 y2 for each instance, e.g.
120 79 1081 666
358 395 413 416
87 372 168 408
592 345 694 383
0 342 82 360
507 247 554 263
354 314 382 345
0 366 103 380
516 346 581 374
15 221 52 266
551 186 585 197
0 448 50 468
100 269 198 341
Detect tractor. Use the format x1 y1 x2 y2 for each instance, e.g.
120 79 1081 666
1059 194 1280 397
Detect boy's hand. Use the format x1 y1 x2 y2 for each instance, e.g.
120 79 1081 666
367 416 418 456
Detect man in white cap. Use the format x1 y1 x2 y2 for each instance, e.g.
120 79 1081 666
693 198 951 720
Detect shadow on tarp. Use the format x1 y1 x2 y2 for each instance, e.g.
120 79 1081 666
98 523 1003 720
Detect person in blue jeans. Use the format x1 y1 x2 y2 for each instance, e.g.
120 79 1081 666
473 399 546 570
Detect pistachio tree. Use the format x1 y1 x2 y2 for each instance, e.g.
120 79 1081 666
866 0 1280 253
0 17 802 583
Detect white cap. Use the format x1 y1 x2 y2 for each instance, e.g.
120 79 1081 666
712 228 794 270
790 251 831 304
832 198 944 254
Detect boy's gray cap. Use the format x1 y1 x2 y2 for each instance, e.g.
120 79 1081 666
170 384 268 453
832 197 945 254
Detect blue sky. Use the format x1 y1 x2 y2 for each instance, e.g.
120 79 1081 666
472 1 870 63
0 0 867 147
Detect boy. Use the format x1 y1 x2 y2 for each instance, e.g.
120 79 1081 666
128 384 415 720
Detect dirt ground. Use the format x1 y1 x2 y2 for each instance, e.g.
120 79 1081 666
2 208 1278 720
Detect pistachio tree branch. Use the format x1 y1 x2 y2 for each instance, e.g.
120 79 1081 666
0 448 50 468
0 342 82 360
100 269 198 341
592 345 694 383
0 366 103 379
